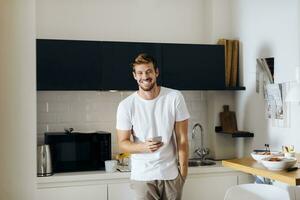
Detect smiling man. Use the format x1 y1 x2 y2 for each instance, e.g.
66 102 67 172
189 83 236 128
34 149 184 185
116 53 190 200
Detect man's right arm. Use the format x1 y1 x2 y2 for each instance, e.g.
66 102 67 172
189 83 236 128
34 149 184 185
117 129 163 153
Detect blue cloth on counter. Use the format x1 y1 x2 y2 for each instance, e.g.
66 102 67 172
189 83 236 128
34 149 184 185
254 175 272 185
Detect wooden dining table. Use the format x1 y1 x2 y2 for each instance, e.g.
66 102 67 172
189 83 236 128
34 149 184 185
222 156 300 186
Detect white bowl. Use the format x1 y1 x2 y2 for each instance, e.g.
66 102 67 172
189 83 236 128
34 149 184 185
261 157 297 171
251 151 283 163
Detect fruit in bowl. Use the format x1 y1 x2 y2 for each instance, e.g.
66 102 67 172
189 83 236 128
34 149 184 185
261 156 297 171
251 151 283 163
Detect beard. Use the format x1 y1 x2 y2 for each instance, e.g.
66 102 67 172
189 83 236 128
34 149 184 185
138 78 156 91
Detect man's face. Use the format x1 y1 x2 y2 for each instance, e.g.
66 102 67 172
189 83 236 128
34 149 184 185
133 62 159 91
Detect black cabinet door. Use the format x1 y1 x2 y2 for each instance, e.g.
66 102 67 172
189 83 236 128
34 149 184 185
37 39 102 90
162 44 225 90
101 42 162 90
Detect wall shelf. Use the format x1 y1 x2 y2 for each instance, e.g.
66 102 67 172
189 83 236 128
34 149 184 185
215 126 254 138
198 86 246 91
224 86 246 90
186 86 246 91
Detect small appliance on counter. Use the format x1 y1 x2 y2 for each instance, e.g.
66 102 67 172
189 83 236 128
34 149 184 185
37 144 53 177
115 152 131 172
44 129 111 173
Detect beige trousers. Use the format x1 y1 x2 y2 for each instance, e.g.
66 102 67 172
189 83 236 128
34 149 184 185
130 173 186 200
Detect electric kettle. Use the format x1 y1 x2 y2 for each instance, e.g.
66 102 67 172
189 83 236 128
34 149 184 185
37 144 53 177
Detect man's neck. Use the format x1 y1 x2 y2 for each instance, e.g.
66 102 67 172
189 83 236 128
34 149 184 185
138 85 161 100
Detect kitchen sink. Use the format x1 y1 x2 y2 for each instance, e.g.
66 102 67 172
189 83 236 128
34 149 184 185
188 158 216 167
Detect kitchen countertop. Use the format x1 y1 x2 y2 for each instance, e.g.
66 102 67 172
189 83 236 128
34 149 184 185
222 157 300 186
37 161 242 188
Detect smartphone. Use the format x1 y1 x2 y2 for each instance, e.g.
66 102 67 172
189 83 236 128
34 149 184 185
149 136 162 142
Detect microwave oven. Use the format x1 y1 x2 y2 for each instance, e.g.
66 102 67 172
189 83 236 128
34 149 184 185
45 131 111 173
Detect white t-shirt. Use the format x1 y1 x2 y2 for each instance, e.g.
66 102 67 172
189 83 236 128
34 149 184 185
116 87 190 181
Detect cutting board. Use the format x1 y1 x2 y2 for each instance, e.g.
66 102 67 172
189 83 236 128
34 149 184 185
217 39 231 87
220 105 237 132
230 40 239 87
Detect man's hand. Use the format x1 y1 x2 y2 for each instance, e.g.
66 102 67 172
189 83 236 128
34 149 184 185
143 140 163 153
117 129 164 153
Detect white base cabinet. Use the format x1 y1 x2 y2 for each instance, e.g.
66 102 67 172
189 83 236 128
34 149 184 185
37 165 252 200
183 175 237 200
108 182 135 200
37 184 107 200
37 175 243 200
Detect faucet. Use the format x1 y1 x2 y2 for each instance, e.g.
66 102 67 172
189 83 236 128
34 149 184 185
192 123 209 161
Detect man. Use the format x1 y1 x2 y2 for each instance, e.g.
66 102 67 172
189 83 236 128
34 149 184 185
116 53 190 200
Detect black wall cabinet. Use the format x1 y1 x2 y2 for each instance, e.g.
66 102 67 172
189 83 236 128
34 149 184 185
101 41 162 90
162 44 225 90
37 39 102 90
37 39 227 91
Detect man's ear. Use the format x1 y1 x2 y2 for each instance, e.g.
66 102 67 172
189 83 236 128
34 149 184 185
132 71 137 80
155 68 159 77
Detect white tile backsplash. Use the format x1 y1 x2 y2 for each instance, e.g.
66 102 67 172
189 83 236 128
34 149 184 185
37 90 207 155
37 102 48 113
37 113 57 123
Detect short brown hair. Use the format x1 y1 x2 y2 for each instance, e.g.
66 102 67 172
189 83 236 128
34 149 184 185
131 53 158 72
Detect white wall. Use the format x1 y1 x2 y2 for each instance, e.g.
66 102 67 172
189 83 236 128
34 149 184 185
231 0 300 154
36 0 208 43
0 1 36 200
203 0 233 43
